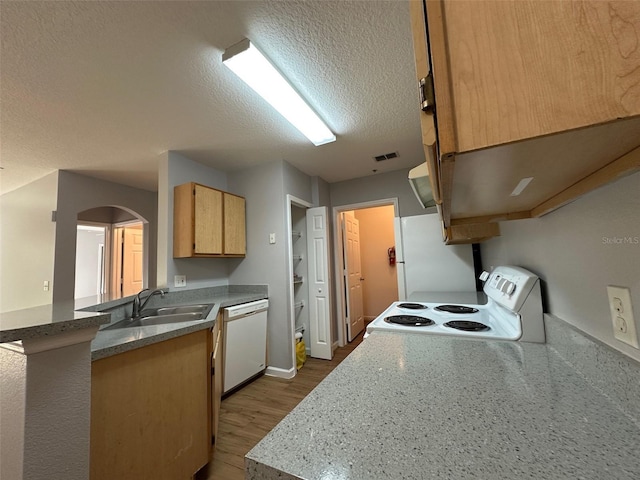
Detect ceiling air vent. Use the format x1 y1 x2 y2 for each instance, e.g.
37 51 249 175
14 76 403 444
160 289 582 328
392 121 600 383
374 151 398 162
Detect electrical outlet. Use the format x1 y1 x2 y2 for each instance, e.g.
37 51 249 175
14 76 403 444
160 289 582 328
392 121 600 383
43 280 50 291
174 275 187 288
607 286 638 349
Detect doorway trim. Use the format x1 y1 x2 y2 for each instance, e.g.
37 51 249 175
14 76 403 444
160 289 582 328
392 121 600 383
332 198 400 347
285 195 313 378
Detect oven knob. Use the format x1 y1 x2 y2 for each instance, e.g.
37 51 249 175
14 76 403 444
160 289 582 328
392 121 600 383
501 281 516 295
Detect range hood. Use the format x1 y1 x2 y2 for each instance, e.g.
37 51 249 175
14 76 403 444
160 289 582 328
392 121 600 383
408 162 437 208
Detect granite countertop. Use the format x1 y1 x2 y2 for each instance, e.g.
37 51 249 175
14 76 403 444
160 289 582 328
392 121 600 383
246 320 640 480
91 287 267 360
0 303 110 343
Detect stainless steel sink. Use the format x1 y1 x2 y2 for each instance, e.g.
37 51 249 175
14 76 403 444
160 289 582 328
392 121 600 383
150 305 211 316
102 303 214 330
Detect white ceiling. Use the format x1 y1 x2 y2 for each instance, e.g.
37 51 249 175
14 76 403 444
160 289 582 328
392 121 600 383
0 0 423 194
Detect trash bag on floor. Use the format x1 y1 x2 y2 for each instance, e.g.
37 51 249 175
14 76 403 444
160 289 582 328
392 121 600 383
295 333 306 370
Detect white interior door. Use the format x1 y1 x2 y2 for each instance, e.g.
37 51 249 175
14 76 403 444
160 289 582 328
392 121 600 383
306 207 332 360
344 212 364 342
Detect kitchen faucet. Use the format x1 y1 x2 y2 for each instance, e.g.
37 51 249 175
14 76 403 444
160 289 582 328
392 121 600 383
132 288 165 318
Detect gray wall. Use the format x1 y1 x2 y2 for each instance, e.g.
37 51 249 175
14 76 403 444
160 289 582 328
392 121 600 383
330 168 434 217
311 176 331 207
228 160 314 372
53 171 158 304
156 152 230 289
228 160 289 370
0 172 58 312
482 171 640 362
77 206 137 224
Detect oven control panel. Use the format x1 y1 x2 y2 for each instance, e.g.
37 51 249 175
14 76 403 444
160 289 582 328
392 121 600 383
483 266 539 312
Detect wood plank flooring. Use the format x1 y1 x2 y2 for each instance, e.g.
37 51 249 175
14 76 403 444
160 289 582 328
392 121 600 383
197 333 364 480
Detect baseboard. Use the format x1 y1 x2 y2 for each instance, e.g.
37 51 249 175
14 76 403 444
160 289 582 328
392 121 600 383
265 365 296 379
332 341 339 352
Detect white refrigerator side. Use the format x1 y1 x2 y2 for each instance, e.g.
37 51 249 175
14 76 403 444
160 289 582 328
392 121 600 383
399 215 476 295
393 216 407 301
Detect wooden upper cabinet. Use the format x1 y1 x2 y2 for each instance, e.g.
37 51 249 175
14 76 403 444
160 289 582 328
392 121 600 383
223 193 246 255
440 0 640 152
174 182 246 258
410 0 640 241
194 185 223 255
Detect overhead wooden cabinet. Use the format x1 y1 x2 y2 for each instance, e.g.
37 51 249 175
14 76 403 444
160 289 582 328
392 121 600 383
409 0 640 243
174 182 246 257
91 331 210 480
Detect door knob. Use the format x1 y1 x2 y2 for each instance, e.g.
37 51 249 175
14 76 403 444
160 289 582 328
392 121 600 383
360 277 365 281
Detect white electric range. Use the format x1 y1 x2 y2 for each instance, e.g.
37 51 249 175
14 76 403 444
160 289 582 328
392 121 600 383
365 265 545 343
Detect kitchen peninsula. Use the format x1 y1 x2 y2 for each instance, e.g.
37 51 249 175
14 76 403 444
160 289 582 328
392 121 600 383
0 285 268 480
246 317 640 479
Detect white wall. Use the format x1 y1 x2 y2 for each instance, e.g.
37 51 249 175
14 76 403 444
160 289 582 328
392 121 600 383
156 152 230 289
0 172 58 312
75 227 105 299
482 171 640 362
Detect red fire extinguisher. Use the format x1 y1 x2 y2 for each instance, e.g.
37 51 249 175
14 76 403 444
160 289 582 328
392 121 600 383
388 246 396 265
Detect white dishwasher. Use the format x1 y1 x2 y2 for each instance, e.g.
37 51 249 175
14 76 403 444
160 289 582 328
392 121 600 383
223 299 269 394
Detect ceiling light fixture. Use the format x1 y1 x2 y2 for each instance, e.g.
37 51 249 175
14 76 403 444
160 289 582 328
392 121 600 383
222 38 336 146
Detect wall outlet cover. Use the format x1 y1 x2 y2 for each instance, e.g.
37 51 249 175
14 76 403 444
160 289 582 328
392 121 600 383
174 275 187 288
607 286 638 349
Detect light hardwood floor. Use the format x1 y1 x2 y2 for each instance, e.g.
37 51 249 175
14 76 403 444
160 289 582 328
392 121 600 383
197 333 364 480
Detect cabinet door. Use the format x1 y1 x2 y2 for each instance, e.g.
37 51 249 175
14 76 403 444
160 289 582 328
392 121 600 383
212 319 223 446
223 193 246 255
195 185 223 255
430 0 640 153
91 331 209 480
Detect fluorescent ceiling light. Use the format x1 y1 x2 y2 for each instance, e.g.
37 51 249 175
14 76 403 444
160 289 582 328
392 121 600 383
222 38 336 146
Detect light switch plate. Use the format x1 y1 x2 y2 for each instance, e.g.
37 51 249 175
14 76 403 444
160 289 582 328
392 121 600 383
607 286 638 349
269 233 276 244
174 275 187 288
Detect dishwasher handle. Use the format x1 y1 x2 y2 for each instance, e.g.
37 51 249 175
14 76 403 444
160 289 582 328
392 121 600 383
224 299 269 320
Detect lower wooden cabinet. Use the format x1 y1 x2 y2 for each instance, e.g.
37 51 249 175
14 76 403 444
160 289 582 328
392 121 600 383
211 314 223 450
91 331 210 480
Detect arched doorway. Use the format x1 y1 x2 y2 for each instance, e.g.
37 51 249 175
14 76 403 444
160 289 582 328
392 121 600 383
75 206 147 300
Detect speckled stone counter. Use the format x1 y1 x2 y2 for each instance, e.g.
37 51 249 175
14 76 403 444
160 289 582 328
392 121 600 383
246 317 640 480
91 285 267 360
0 303 109 343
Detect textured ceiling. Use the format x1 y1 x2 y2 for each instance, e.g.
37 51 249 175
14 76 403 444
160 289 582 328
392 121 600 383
0 0 422 194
